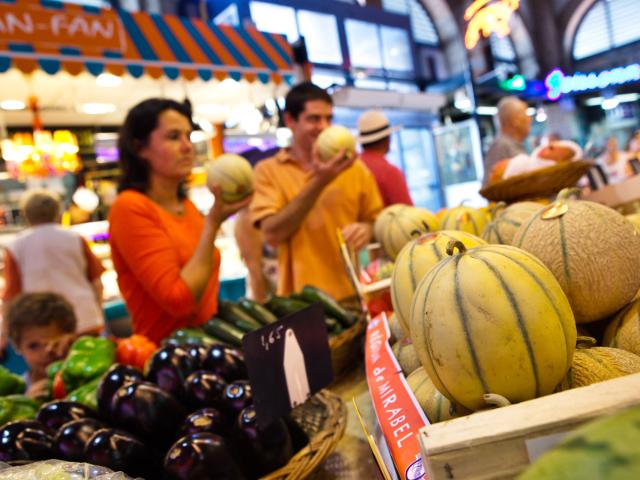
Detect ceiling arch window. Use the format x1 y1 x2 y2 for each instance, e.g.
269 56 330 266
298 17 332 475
573 0 640 60
381 0 439 46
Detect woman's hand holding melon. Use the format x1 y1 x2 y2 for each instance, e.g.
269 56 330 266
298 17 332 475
207 184 252 227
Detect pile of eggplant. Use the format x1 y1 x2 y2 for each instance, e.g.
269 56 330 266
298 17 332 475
0 344 307 479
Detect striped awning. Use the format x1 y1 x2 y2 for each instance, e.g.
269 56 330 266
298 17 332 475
0 0 294 84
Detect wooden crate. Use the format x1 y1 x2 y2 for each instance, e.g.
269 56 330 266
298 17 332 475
418 373 640 480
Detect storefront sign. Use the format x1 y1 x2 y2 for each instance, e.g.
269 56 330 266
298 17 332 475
545 64 640 101
365 313 429 480
242 304 333 428
0 0 124 53
464 0 520 50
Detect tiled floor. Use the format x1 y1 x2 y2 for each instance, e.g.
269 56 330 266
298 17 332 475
313 364 385 480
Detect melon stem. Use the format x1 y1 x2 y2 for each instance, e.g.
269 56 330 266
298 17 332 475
446 240 467 256
557 187 582 201
483 393 511 408
491 201 507 219
576 336 597 349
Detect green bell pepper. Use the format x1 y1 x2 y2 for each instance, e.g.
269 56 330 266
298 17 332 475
66 376 100 411
0 365 26 396
60 336 115 393
0 395 40 425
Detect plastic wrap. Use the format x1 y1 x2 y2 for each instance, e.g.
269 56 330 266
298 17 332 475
0 460 136 479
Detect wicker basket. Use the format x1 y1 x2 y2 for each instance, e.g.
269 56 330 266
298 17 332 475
327 299 367 378
262 389 347 480
480 160 593 203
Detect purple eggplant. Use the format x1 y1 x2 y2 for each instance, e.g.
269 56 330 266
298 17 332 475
202 345 247 382
180 408 228 437
36 401 96 431
96 364 144 419
184 344 209 369
110 381 186 447
221 380 252 416
146 345 197 399
164 432 244 480
55 418 104 462
184 370 227 409
234 406 294 478
84 428 158 478
0 420 54 462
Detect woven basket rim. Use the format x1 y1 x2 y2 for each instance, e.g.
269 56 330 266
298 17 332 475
261 389 347 480
480 160 593 202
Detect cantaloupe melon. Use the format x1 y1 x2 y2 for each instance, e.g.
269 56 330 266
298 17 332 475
406 367 463 423
440 205 487 236
391 231 486 336
375 206 439 260
388 313 406 344
391 339 421 376
513 197 640 323
482 201 543 245
519 406 640 479
604 300 640 357
316 125 356 162
374 204 407 246
626 213 640 231
410 242 576 411
206 153 254 203
560 341 640 389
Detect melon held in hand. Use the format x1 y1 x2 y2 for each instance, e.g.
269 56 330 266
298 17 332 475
409 241 576 411
206 154 254 203
316 126 356 162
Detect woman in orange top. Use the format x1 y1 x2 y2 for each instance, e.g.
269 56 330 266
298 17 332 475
108 99 249 343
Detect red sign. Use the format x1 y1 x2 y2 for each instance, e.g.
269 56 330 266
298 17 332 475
365 313 429 480
0 0 124 53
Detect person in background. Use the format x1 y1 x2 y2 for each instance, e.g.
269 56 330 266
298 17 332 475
108 99 249 343
2 189 104 342
233 209 270 302
357 110 413 207
598 135 633 184
249 82 383 301
6 293 76 399
483 96 532 185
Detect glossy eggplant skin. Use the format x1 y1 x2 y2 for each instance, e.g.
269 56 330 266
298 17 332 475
55 418 104 462
146 345 198 400
234 406 294 478
184 370 227 409
110 381 187 448
96 364 144 419
36 401 96 431
202 345 247 382
164 432 244 480
221 380 253 416
184 344 210 369
0 420 54 462
180 408 228 437
84 428 158 479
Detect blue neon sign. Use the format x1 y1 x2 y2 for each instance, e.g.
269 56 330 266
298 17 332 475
545 64 640 100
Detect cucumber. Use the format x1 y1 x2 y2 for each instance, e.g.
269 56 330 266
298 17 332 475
300 285 358 327
217 300 263 332
237 297 279 325
203 318 244 347
265 296 311 318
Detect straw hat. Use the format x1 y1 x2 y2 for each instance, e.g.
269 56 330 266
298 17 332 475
357 110 397 145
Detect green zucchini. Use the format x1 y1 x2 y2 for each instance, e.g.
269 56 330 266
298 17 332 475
203 318 244 347
217 300 263 332
265 296 310 318
167 328 220 347
237 297 279 325
300 285 358 327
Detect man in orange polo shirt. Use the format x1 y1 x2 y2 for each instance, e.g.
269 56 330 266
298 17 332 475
249 82 383 300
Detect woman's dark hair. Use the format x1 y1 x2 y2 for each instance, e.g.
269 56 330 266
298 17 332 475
284 82 332 120
117 98 192 198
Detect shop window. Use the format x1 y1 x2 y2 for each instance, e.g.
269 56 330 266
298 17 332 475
388 81 419 93
345 19 383 69
250 2 299 41
573 0 640 60
311 69 347 89
381 0 439 46
381 26 413 71
354 77 387 89
297 11 343 65
489 34 516 62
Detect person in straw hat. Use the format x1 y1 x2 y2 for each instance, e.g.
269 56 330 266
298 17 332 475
357 110 413 207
